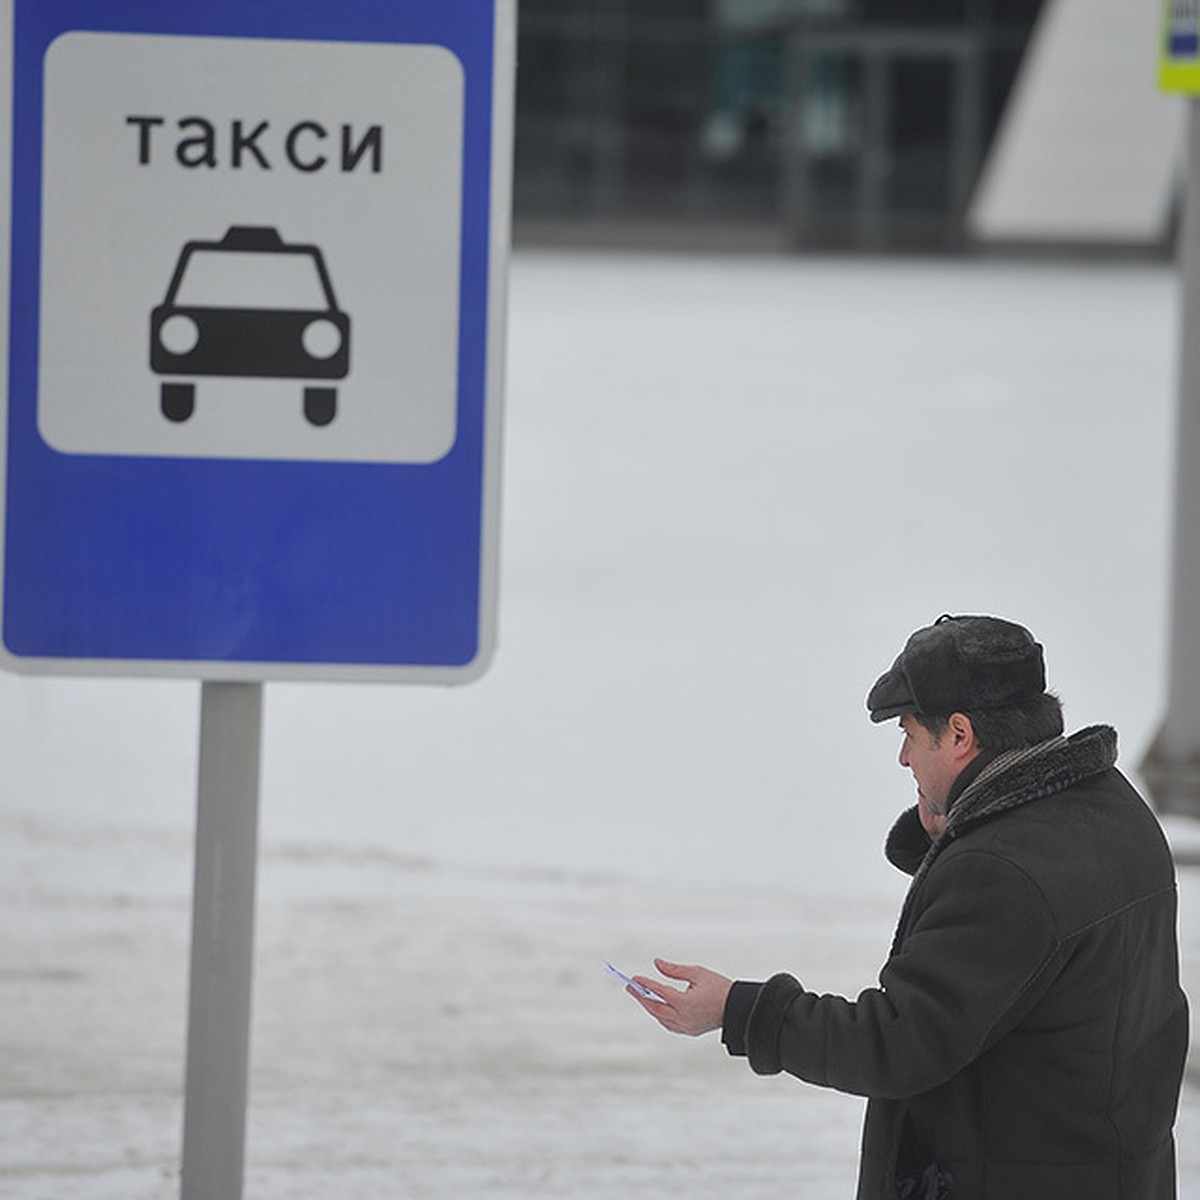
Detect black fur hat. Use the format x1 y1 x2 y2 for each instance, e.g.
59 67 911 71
867 614 1046 724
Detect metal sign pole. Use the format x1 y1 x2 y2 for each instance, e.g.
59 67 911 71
181 681 264 1200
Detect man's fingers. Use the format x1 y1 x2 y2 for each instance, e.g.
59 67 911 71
622 957 731 1039
629 975 687 1018
630 986 674 1018
630 987 693 1032
630 975 676 1002
654 957 700 983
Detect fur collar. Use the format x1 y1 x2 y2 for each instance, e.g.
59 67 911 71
885 725 1119 955
948 724 1117 834
884 725 1119 878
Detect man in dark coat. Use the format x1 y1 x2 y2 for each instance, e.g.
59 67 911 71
630 614 1190 1200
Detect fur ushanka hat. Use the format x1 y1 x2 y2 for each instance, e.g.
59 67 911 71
867 614 1046 724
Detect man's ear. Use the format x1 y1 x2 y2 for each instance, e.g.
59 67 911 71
946 712 980 756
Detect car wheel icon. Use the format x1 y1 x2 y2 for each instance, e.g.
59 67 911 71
161 382 196 423
304 387 337 427
150 226 351 427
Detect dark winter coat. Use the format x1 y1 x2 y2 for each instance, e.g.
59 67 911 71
724 726 1189 1200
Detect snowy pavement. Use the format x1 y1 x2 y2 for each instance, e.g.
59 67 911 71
2 249 1198 1197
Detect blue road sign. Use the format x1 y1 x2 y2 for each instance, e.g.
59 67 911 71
0 0 514 680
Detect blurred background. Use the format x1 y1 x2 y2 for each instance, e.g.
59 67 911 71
511 0 1178 255
3 2 1197 1197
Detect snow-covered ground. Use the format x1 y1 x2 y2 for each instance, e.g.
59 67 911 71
2 249 1197 1197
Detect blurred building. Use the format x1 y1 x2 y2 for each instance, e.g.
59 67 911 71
512 0 1097 252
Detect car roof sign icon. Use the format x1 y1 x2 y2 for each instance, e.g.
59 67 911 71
220 226 286 251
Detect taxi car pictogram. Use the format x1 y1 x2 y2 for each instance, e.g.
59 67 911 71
150 226 350 426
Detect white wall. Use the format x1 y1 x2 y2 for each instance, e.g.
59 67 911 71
969 0 1184 245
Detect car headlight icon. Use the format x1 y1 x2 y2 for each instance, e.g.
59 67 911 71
302 318 343 361
158 313 200 356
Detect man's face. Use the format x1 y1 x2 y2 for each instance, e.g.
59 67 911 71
898 714 963 837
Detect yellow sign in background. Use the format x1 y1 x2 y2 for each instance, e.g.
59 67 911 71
1162 0 1200 92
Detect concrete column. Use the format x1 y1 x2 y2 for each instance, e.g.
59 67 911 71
1142 98 1200 818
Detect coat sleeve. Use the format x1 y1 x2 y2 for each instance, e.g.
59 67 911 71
745 848 1064 1099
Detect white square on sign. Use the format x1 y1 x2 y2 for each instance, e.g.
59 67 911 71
39 32 464 463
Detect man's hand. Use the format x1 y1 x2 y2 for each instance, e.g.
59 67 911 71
629 958 732 1036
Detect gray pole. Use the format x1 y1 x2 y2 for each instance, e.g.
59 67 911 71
181 681 264 1200
1142 97 1200 819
